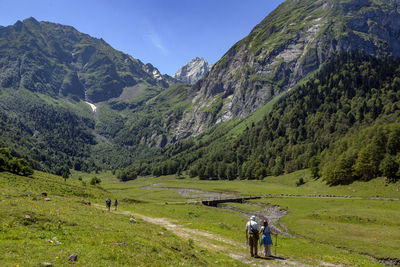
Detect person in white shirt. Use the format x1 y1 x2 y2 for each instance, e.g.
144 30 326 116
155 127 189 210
245 215 259 257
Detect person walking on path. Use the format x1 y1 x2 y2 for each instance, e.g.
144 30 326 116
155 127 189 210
260 219 277 257
245 215 260 257
114 199 118 211
106 198 111 211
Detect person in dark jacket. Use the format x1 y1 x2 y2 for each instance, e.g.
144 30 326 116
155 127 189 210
106 198 111 211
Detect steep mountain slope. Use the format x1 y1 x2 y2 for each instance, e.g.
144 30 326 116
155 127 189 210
0 17 173 103
131 53 400 182
173 57 211 84
175 0 400 138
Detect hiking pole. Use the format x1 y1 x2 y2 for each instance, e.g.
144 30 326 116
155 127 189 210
275 234 278 255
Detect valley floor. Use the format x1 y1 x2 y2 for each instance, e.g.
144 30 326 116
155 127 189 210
1 169 399 266
97 170 400 266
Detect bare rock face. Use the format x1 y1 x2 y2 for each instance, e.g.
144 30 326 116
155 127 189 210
174 0 400 139
173 57 211 84
142 63 177 87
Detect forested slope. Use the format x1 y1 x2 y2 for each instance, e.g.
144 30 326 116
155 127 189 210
0 89 97 173
130 53 400 184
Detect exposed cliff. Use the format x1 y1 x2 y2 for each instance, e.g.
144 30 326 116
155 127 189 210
174 0 400 138
173 57 211 84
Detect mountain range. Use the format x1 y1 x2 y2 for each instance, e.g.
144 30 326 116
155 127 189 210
1 0 400 184
0 17 175 103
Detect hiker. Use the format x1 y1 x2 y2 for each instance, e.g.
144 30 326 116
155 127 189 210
245 215 259 257
114 199 118 211
260 219 277 257
106 198 111 211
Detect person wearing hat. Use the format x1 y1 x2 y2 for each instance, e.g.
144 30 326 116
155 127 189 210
259 219 277 257
245 215 260 257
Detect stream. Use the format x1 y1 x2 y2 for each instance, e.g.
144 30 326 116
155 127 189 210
85 101 97 112
141 184 290 236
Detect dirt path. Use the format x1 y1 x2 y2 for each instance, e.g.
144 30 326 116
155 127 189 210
93 204 318 266
220 203 290 237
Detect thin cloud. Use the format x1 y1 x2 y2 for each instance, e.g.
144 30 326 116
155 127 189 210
144 19 169 56
147 32 169 55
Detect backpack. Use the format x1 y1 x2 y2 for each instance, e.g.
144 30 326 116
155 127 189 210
249 222 259 239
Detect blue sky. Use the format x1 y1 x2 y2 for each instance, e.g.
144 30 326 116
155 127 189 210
0 0 284 75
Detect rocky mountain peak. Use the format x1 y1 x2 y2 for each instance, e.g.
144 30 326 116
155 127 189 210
143 63 163 81
173 57 211 84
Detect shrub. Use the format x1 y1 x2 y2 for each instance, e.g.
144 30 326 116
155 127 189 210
21 166 34 176
62 172 69 182
90 176 101 185
296 177 305 186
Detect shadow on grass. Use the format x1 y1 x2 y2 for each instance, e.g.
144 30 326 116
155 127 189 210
271 255 285 260
256 255 285 261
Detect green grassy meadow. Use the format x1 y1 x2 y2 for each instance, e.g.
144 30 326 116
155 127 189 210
0 171 244 266
87 170 399 266
1 169 399 266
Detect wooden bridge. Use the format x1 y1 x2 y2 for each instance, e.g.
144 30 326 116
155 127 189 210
201 196 261 207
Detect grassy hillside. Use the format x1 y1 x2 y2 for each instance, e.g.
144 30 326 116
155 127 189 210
0 171 243 266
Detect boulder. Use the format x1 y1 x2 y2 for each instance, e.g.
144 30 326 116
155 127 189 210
69 254 78 261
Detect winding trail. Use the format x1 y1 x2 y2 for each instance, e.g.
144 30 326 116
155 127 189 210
93 203 327 267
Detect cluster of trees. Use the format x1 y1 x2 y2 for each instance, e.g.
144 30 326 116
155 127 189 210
129 52 400 184
117 168 138 182
0 148 34 176
321 123 400 184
